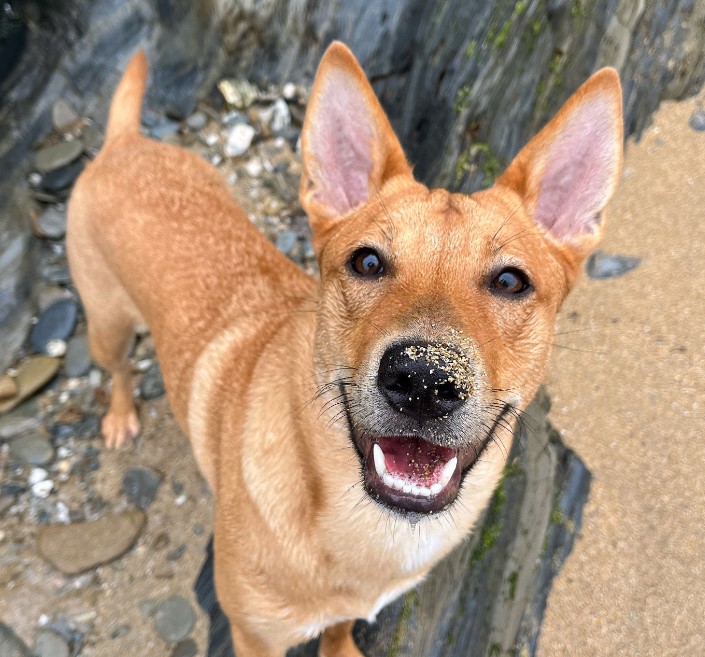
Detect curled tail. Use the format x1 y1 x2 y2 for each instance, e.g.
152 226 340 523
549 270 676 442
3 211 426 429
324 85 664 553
105 49 148 142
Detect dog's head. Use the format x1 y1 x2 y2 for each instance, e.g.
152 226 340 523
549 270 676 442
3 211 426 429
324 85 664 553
300 43 622 518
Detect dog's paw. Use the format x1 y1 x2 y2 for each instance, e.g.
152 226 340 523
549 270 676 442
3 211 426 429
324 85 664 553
102 410 140 448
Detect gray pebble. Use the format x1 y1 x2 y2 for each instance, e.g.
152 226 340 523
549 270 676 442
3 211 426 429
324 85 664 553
140 599 159 618
275 229 298 255
154 596 196 643
167 544 186 562
0 495 15 516
52 100 79 132
9 433 54 466
171 638 198 657
36 140 84 173
39 160 85 193
36 206 67 240
688 107 705 132
65 335 92 378
34 629 70 657
110 625 131 639
586 250 642 280
150 119 180 140
186 111 207 131
82 124 103 152
30 299 78 353
123 467 163 510
140 362 165 399
0 622 33 657
0 400 42 439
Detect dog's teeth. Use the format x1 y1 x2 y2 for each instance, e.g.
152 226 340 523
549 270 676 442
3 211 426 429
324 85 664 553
411 484 421 496
419 486 431 497
392 477 405 490
383 472 394 487
373 444 387 477
430 483 442 496
402 482 412 493
438 457 458 489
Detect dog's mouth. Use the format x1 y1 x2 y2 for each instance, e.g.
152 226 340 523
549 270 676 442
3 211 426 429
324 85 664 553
349 426 494 515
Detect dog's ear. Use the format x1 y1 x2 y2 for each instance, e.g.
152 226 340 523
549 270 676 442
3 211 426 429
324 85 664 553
497 68 623 256
300 42 412 238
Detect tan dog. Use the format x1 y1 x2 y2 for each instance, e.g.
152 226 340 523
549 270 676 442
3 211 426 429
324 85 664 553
67 43 622 656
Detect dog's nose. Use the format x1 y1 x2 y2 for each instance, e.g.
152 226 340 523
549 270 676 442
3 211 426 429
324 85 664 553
377 341 470 420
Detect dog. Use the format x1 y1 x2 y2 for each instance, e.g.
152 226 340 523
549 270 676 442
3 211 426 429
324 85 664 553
67 43 622 656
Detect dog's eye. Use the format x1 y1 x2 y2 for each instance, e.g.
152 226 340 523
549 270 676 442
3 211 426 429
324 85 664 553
491 267 531 296
350 248 385 278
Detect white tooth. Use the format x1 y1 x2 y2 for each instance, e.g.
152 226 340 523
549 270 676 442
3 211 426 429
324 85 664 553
438 456 458 489
383 473 394 487
403 482 412 493
419 486 431 497
373 444 387 477
411 485 421 496
393 477 405 490
430 483 442 496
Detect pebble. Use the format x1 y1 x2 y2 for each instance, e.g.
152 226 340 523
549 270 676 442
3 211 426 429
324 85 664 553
688 107 705 132
34 629 70 657
110 624 131 639
186 111 207 131
65 335 92 377
40 160 85 193
0 496 15 516
166 544 186 561
0 622 34 657
224 123 256 157
282 82 297 100
0 373 18 401
9 433 54 466
45 339 67 358
32 479 54 498
29 299 78 354
123 467 163 510
140 362 165 399
153 596 196 643
586 250 642 280
37 509 146 575
29 468 49 485
0 356 60 414
244 158 264 177
35 206 67 239
150 119 180 140
275 229 298 255
35 140 84 172
269 98 291 132
171 638 198 657
52 100 79 132
218 79 258 109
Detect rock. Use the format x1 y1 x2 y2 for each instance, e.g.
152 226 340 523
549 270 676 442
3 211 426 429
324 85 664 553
76 413 101 440
123 467 163 510
282 82 297 100
0 622 34 657
31 479 54 498
186 111 207 131
167 544 186 561
110 625 131 639
586 251 642 280
688 107 705 132
223 123 256 158
37 509 146 575
28 467 49 485
35 140 84 173
218 79 258 109
1 482 26 496
0 495 14 516
275 230 298 256
52 100 80 132
29 299 78 354
0 373 18 400
39 160 85 193
171 638 198 657
45 339 67 358
35 206 67 240
269 99 291 132
244 158 263 177
150 118 180 140
81 124 103 152
9 432 54 466
0 356 60 415
140 362 165 400
154 596 196 643
34 629 70 657
65 335 92 377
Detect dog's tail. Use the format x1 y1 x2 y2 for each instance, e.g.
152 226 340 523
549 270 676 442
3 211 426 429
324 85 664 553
105 49 147 142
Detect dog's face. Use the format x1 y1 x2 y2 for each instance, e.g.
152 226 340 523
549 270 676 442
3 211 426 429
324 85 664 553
300 43 622 518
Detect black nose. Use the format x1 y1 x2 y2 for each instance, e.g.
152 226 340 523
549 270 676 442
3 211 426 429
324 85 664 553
377 341 471 420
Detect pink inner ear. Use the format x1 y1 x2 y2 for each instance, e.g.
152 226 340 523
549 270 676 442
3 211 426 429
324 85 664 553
534 96 619 241
309 71 374 216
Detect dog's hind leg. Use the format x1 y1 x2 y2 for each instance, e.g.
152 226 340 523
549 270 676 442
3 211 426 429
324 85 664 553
319 621 364 657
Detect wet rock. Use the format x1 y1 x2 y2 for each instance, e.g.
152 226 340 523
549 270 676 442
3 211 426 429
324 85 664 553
275 230 298 256
65 335 92 377
35 206 67 240
34 629 70 657
218 79 258 109
81 124 103 152
0 495 14 516
37 509 146 575
140 362 165 399
45 339 67 358
171 638 198 657
35 140 84 173
150 118 180 141
1 482 26 496
186 111 207 131
0 373 18 400
29 299 78 354
52 100 79 132
31 479 54 498
41 264 73 285
586 251 642 280
0 622 33 657
39 160 85 193
688 107 705 132
9 432 54 466
0 356 60 414
224 123 256 158
76 413 100 440
123 466 163 510
154 596 196 643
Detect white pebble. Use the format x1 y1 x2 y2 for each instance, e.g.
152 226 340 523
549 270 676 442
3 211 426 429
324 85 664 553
135 358 152 372
28 467 49 485
32 479 54 498
269 98 291 132
282 82 297 100
88 368 102 388
174 493 188 506
244 158 263 177
38 614 50 626
223 123 256 158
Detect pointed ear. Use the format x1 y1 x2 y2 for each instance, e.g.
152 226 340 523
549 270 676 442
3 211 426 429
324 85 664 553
497 68 623 255
300 42 412 236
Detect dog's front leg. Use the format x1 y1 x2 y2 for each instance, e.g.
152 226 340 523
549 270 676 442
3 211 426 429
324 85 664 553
319 621 364 657
230 623 286 657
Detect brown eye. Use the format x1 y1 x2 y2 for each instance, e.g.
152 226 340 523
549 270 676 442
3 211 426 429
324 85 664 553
350 248 385 278
491 267 531 296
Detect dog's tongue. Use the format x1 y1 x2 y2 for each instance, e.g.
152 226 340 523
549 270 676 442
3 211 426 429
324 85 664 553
376 436 455 483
